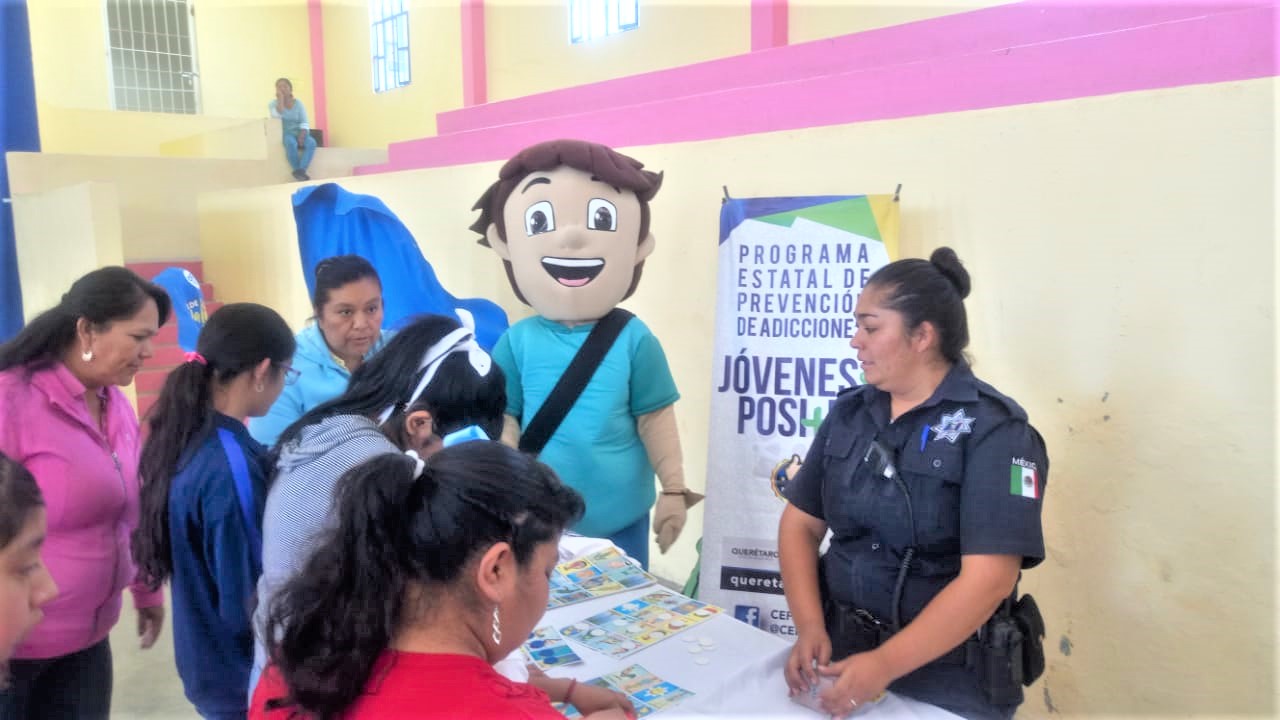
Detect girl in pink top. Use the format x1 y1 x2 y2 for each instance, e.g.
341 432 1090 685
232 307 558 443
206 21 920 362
0 267 171 719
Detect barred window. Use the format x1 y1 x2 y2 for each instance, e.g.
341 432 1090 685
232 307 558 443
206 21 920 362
371 0 411 93
105 0 200 114
570 0 638 44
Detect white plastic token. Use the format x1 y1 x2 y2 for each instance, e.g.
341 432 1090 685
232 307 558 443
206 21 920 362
620 641 637 650
703 644 718 652
693 609 712 617
687 645 702 654
670 620 686 628
589 629 606 637
698 637 714 647
681 635 697 643
613 619 628 626
695 657 711 666
649 631 666 639
657 613 673 620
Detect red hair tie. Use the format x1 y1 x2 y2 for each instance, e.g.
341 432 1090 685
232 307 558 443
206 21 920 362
184 351 207 366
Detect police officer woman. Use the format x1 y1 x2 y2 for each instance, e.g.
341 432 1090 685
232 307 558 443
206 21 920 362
778 247 1047 720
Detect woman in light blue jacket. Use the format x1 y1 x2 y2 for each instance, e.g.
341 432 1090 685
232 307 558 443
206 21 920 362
249 256 390 447
269 78 315 182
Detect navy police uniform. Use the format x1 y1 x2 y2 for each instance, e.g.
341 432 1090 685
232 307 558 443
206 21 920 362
786 362 1047 720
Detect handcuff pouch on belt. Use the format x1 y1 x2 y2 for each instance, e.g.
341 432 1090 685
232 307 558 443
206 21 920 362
817 563 893 662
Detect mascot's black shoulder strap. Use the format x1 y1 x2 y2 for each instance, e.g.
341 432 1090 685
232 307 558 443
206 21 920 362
518 308 634 456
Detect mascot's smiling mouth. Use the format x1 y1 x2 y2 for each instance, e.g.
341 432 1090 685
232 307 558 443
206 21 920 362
542 257 604 287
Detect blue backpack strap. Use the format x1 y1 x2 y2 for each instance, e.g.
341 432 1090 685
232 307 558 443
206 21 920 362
216 427 263 568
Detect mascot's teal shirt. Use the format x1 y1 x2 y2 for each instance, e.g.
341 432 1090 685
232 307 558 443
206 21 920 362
492 315 679 537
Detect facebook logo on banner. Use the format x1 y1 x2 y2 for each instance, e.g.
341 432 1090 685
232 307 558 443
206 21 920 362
734 605 761 628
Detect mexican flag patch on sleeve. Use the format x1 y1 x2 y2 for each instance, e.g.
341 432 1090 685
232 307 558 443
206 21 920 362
1010 460 1039 499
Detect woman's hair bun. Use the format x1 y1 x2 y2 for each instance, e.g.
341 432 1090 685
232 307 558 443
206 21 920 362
929 246 971 299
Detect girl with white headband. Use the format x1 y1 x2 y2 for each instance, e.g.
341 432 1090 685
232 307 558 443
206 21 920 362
247 314 505 699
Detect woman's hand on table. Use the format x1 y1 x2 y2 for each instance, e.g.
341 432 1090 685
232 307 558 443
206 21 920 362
785 625 832 694
571 683 636 719
817 650 893 717
525 666 636 720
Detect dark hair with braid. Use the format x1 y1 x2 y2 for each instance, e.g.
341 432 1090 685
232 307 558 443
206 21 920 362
132 303 295 589
865 246 972 365
262 442 584 719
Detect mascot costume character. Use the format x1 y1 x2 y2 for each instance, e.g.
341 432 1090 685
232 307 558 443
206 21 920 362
471 139 702 568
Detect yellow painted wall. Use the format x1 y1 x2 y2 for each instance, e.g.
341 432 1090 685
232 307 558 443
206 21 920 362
38 109 264 158
320 0 462 148
198 77 1276 716
159 118 279 160
195 0 313 119
12 182 125 323
26 0 112 116
26 0 311 156
484 0 750 104
11 180 137 408
8 151 277 260
789 0 1010 44
8 143 388 262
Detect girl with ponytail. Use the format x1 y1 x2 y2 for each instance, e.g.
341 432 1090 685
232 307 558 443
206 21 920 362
248 314 507 695
133 303 295 720
251 442 634 719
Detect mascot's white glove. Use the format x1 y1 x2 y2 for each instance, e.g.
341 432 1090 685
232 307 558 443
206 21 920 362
638 406 703 554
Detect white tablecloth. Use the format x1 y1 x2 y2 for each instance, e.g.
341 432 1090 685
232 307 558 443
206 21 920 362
540 586 961 720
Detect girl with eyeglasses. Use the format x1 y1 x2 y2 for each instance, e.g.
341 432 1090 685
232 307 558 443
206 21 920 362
132 303 296 720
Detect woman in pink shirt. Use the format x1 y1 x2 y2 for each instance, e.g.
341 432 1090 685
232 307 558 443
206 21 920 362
0 267 171 719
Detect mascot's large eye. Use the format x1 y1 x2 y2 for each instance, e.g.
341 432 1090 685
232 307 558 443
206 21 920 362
524 201 556 236
588 198 617 231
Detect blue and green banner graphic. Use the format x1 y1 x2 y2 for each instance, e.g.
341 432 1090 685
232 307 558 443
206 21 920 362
699 194 897 636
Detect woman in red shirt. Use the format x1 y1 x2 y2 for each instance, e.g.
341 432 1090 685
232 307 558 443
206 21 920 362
251 442 634 719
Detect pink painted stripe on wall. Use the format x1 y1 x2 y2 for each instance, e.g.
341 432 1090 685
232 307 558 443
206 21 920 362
435 1 1270 137
308 0 328 133
358 3 1277 175
751 0 788 52
461 0 487 107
